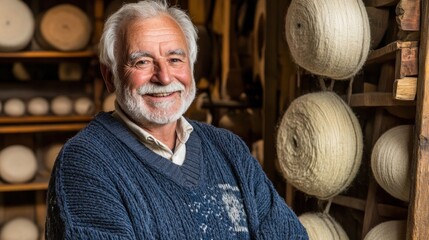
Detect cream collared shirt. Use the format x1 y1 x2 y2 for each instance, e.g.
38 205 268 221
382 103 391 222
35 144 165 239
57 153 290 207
112 102 193 166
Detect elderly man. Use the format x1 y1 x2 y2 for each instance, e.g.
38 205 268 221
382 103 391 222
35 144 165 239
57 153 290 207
45 1 308 239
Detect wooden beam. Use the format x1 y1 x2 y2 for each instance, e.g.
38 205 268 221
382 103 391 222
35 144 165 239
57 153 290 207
366 41 418 65
263 0 279 181
347 92 416 107
396 0 420 31
407 0 429 239
363 0 399 7
394 77 417 100
332 195 408 219
395 46 419 78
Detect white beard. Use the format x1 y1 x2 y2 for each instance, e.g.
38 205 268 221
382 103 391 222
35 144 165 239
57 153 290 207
117 80 196 125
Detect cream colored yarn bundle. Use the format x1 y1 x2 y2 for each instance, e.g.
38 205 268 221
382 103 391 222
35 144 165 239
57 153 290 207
276 91 363 199
363 220 406 240
285 0 370 80
371 125 413 202
299 212 349 240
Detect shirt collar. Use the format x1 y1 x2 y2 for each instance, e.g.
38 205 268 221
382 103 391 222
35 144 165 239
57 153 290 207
112 100 193 151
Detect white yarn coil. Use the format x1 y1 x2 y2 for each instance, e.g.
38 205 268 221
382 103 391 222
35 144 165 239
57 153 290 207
0 217 39 240
299 212 349 240
0 0 35 52
27 97 50 116
371 125 413 202
363 220 406 240
4 98 26 117
0 145 37 183
285 0 370 80
276 91 363 199
51 95 73 116
74 97 94 115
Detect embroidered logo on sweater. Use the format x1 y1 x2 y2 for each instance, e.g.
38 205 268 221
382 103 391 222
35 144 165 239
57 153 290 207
188 183 249 237
218 184 248 233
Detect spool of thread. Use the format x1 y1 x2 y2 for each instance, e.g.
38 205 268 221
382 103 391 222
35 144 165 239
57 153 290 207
27 97 50 116
285 0 370 80
276 91 363 199
74 97 94 116
363 220 406 240
0 145 37 183
36 4 91 51
43 143 63 172
0 0 35 52
102 93 116 112
51 95 73 116
299 212 349 240
371 125 413 201
0 217 39 240
4 98 26 117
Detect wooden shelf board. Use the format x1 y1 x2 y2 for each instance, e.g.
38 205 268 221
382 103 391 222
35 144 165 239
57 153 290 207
332 195 408 219
347 92 416 107
0 115 92 124
366 41 419 65
0 123 88 133
0 50 96 61
0 178 48 192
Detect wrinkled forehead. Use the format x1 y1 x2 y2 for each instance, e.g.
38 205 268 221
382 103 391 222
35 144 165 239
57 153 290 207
118 15 187 53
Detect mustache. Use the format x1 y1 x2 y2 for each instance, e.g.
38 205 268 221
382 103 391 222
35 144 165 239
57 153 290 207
136 81 185 95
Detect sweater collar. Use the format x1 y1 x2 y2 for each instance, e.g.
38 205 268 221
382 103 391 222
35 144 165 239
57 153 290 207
93 112 203 188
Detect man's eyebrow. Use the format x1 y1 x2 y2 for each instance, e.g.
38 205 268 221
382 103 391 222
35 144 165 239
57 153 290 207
129 51 153 61
167 49 186 57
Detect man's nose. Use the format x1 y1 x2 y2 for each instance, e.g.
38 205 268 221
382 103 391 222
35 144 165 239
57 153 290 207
151 61 172 85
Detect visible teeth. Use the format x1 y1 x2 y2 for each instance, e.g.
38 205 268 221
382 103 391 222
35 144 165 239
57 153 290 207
151 92 171 97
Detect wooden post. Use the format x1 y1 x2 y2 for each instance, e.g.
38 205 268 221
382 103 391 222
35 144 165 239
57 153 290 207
407 0 429 239
263 0 279 181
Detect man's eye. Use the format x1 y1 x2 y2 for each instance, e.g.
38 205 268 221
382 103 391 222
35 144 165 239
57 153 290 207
169 58 183 63
136 60 149 66
134 60 154 69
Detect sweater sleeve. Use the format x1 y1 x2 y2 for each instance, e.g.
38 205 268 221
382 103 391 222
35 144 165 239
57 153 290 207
250 161 308 240
214 128 309 239
45 141 137 239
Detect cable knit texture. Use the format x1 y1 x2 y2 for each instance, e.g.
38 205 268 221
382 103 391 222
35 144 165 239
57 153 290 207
46 112 308 239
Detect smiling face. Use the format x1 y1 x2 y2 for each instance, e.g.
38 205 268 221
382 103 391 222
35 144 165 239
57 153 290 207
116 14 196 126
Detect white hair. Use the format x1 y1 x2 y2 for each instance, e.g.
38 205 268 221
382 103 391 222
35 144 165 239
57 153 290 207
99 0 198 89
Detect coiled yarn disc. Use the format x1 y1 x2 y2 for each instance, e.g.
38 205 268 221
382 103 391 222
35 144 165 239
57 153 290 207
276 92 363 199
285 0 370 80
0 145 37 183
299 212 349 240
0 0 35 52
0 217 39 240
363 220 406 240
371 125 413 202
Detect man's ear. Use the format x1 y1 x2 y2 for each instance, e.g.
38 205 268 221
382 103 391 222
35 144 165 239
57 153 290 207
100 64 116 93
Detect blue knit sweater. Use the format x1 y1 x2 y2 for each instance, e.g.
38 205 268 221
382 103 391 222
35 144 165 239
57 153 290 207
46 112 308 239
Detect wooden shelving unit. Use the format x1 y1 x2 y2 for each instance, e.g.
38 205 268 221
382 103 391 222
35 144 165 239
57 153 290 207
264 0 428 239
0 1 104 237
